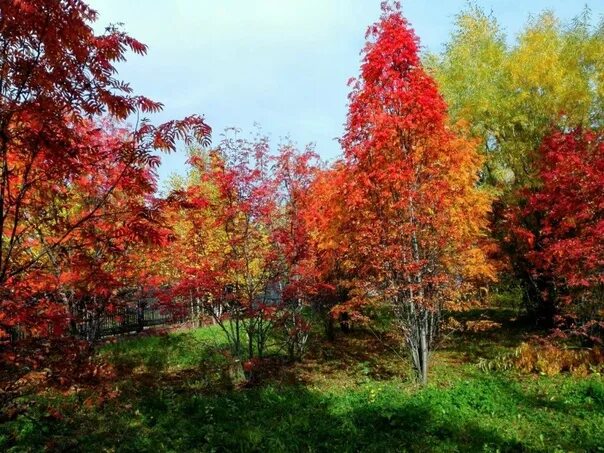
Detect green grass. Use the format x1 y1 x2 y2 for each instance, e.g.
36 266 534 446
1 310 604 452
101 324 230 372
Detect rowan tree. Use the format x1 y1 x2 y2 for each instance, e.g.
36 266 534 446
271 142 319 359
166 131 280 359
303 163 356 339
163 132 323 361
0 0 210 339
341 3 493 384
0 118 172 340
55 121 171 342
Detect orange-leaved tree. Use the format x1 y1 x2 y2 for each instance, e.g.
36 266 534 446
303 163 357 339
340 2 494 384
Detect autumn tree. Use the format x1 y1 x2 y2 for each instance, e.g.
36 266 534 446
165 131 280 359
341 3 493 384
428 6 604 324
0 0 210 338
271 142 319 359
55 120 172 342
303 163 356 339
509 128 604 340
163 131 322 361
428 5 603 189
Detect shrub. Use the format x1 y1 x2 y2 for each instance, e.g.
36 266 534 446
479 342 604 376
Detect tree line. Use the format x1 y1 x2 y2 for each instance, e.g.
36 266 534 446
0 0 602 385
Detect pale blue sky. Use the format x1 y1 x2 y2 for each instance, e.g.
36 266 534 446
87 1 604 184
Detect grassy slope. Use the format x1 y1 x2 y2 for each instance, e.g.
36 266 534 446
1 310 603 452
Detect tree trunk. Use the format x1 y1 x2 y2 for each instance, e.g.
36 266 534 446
248 325 254 359
419 321 429 385
339 311 351 333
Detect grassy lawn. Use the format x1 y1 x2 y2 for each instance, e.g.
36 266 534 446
1 311 603 452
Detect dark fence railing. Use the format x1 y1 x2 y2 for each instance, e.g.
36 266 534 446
75 303 190 340
1 287 282 344
1 302 190 344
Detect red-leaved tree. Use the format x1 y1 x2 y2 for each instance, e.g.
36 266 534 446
509 128 604 342
0 0 210 339
339 2 493 384
271 142 319 359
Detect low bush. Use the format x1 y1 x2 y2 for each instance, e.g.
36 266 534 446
479 341 604 376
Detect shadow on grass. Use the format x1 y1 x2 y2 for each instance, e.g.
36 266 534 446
9 383 525 452
4 363 604 451
9 368 604 452
4 308 604 452
440 307 539 361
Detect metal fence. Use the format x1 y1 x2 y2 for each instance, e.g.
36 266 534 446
1 302 190 344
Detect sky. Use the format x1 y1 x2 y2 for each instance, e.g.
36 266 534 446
86 0 604 186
